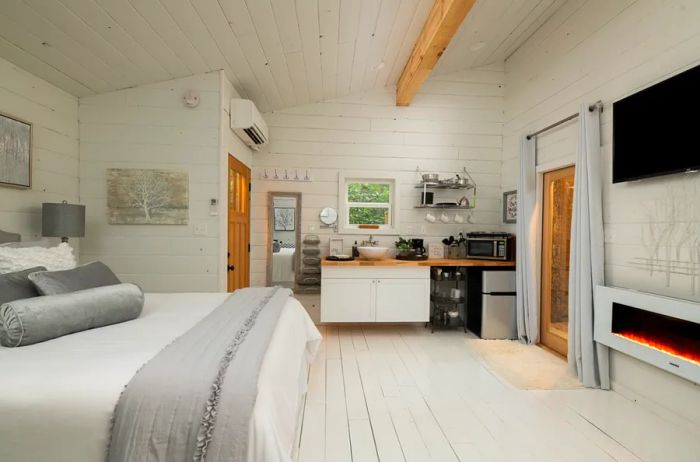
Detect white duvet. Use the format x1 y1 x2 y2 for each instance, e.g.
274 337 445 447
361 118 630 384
272 248 296 284
0 292 321 462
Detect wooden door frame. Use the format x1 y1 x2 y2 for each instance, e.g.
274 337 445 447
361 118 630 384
533 158 574 344
226 154 251 292
540 165 575 357
266 191 302 286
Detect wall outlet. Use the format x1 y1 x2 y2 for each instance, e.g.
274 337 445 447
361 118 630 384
194 223 208 236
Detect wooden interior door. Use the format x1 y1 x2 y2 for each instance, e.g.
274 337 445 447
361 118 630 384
540 165 575 357
227 155 250 292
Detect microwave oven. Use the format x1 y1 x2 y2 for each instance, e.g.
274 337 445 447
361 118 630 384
465 232 514 261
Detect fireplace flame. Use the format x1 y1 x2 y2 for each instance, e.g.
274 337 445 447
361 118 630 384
614 331 700 366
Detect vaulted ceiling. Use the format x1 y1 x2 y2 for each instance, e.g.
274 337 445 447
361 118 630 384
0 0 566 112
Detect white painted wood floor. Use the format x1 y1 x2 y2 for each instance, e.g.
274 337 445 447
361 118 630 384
295 325 700 462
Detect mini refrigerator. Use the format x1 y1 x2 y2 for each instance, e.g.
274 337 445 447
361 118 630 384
466 269 517 339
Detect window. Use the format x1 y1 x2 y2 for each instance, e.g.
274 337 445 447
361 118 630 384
347 181 391 225
339 173 399 234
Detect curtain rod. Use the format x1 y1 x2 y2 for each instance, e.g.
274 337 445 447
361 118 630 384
526 100 603 140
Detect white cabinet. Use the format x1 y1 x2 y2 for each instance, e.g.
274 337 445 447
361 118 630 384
321 267 429 323
375 278 430 322
320 278 374 322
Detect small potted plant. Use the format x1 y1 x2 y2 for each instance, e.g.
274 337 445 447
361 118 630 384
394 237 414 260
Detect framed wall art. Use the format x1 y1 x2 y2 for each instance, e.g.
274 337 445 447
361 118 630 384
107 168 189 225
274 207 295 231
0 112 32 188
503 190 517 224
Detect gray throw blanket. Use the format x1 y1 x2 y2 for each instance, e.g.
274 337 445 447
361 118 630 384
108 287 290 462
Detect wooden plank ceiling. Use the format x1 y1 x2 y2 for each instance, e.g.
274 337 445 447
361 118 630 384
0 0 566 112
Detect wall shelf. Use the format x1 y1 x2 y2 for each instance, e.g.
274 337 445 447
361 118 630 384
414 204 475 210
415 166 477 215
414 183 475 190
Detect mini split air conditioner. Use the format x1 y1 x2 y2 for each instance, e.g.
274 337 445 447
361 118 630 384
230 98 268 150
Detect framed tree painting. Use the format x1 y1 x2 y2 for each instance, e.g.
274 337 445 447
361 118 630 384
0 112 32 188
274 207 295 231
107 168 189 225
503 190 517 223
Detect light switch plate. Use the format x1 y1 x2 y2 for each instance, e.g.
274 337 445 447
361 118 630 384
194 223 208 236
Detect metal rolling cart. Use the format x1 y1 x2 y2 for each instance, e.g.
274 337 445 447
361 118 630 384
427 266 467 332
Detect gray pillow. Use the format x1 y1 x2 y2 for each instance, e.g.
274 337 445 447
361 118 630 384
0 266 47 305
29 261 121 295
0 283 144 347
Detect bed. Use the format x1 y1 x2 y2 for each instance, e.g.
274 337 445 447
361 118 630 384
272 246 296 284
0 232 321 462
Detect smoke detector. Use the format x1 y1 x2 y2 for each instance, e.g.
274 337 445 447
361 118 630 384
183 90 200 108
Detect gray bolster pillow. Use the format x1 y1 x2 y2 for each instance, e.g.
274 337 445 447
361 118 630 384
0 283 144 347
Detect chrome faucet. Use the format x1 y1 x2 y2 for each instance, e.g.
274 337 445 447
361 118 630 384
363 234 378 247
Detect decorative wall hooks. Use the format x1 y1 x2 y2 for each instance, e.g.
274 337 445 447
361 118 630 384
260 168 312 182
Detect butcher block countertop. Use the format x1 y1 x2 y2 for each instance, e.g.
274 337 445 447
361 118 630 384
321 258 516 267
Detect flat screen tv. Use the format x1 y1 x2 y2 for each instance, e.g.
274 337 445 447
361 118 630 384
613 64 700 183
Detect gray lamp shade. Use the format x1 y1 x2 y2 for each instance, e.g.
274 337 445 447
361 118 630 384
42 202 86 239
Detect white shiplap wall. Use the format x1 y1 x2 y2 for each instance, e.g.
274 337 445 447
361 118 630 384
79 72 226 292
250 66 505 286
502 0 700 425
0 56 79 241
217 72 254 290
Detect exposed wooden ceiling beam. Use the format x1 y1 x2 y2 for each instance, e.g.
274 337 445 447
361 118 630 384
396 0 476 106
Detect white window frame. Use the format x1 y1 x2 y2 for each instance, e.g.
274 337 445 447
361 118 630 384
338 172 400 235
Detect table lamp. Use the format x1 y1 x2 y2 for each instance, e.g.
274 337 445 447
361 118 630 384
42 201 85 243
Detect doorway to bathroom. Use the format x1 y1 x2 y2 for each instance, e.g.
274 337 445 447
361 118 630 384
540 165 575 357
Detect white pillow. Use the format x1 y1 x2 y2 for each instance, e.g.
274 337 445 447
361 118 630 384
0 243 76 274
0 238 50 248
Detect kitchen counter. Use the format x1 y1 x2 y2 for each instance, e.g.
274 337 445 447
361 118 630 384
321 258 515 267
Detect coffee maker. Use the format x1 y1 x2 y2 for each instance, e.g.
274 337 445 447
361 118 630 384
411 238 426 256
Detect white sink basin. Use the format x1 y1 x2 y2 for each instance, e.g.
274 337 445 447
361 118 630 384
358 246 389 260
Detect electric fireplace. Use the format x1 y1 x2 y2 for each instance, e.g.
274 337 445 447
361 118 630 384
595 286 700 384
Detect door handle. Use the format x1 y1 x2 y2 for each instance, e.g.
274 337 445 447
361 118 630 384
227 264 235 272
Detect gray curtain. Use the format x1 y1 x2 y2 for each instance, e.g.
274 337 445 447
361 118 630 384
515 136 539 344
567 103 610 389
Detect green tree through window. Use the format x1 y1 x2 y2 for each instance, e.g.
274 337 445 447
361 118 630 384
347 182 391 226
347 183 390 203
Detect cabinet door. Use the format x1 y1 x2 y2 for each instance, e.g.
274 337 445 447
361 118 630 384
375 278 429 322
321 278 374 322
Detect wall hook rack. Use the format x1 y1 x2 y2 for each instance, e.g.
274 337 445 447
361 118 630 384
260 167 312 182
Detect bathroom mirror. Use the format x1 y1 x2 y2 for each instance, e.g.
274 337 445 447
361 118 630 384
267 192 302 289
319 207 337 225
